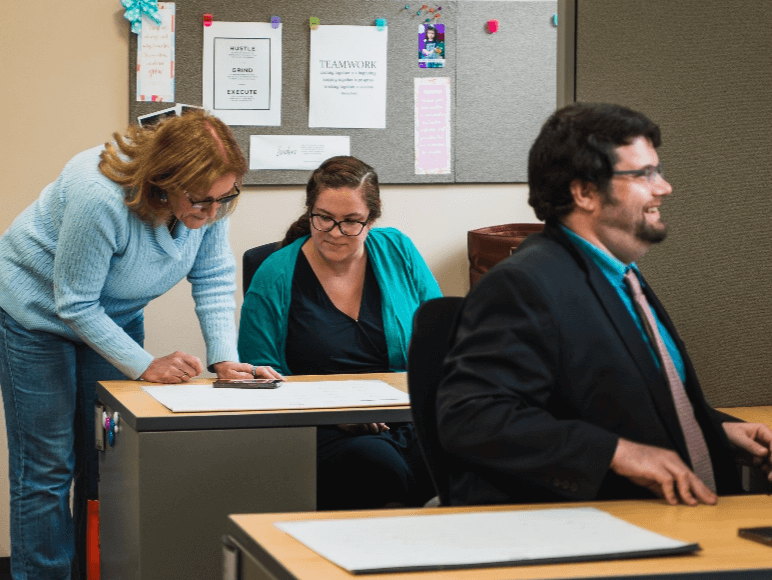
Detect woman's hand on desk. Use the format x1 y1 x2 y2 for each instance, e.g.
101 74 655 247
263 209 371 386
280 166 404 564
337 423 390 435
141 351 204 383
213 361 284 380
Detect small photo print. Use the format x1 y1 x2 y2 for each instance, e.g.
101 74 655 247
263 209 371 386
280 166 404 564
137 104 207 127
177 104 206 116
418 23 445 68
137 106 177 127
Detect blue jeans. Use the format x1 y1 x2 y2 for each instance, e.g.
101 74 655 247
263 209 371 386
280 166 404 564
0 308 144 580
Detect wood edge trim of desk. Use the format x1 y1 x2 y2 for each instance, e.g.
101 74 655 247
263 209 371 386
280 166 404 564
128 406 413 432
227 519 300 580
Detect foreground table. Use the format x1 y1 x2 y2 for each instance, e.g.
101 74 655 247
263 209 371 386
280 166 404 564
226 495 772 580
96 373 409 580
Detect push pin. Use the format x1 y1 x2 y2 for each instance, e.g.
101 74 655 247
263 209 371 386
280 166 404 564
552 13 558 26
203 13 213 27
429 7 435 12
404 4 410 8
421 4 428 8
310 16 320 30
434 12 440 18
487 19 499 33
271 16 281 29
375 18 387 31
425 17 430 22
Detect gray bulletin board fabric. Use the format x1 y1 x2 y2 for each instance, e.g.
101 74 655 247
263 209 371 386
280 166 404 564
456 1 556 182
576 0 772 407
129 0 557 185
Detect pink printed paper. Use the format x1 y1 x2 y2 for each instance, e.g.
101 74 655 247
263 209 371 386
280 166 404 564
414 77 451 175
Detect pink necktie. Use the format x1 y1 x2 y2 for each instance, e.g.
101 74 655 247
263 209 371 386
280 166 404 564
624 270 717 493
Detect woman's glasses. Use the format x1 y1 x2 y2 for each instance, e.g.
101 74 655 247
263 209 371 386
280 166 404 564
310 213 369 236
185 183 241 210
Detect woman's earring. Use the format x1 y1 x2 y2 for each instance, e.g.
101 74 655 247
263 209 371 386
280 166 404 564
160 192 168 203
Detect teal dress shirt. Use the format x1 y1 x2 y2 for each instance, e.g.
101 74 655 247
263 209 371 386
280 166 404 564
561 226 686 382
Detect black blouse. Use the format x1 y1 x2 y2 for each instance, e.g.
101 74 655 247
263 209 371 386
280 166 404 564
285 250 390 375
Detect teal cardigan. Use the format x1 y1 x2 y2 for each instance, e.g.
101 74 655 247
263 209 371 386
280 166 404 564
238 227 442 375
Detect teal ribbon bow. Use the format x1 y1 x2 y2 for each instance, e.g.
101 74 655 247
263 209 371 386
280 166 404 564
122 0 163 34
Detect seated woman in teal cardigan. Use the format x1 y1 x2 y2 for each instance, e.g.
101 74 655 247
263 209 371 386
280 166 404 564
238 156 442 510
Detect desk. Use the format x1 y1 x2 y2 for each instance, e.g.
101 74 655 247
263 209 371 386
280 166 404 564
717 406 772 426
226 495 772 580
96 373 409 580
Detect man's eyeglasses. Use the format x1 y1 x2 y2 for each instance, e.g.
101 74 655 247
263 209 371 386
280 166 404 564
310 213 369 236
612 163 664 184
185 183 241 210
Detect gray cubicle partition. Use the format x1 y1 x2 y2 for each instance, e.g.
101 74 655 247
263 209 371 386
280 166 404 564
129 0 558 184
575 0 772 407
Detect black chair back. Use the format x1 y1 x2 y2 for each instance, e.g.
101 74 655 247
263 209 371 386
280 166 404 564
242 242 281 295
407 296 464 506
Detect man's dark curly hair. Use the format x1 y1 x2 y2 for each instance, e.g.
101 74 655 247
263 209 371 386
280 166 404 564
528 102 661 224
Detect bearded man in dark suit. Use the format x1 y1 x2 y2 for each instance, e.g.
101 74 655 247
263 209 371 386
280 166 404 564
437 103 772 506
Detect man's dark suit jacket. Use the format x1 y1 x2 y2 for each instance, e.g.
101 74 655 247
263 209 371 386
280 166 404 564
436 224 742 505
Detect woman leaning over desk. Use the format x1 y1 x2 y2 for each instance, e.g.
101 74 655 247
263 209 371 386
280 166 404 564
238 156 441 511
0 110 279 580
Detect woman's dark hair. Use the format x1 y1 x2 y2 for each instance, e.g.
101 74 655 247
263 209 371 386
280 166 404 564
425 24 437 38
527 102 661 224
281 156 381 247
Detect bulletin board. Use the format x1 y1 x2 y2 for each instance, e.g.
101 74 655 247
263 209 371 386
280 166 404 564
129 1 557 185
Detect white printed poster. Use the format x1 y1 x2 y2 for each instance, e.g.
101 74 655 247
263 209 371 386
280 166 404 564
309 25 388 128
136 2 175 102
250 135 350 170
203 21 282 126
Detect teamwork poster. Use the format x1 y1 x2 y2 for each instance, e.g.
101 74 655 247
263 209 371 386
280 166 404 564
418 23 445 68
203 21 282 126
309 25 388 128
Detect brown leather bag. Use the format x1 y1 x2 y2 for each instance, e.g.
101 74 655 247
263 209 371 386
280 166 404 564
467 223 544 287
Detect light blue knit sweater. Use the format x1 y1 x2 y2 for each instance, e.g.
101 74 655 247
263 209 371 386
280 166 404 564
0 145 239 379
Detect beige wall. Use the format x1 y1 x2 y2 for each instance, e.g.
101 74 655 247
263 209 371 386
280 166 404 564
0 0 539 556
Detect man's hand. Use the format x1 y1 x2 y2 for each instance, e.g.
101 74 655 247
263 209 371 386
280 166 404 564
610 438 717 506
723 422 772 480
337 423 390 435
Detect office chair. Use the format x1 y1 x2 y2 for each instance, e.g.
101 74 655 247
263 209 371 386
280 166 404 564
242 241 281 295
407 296 464 507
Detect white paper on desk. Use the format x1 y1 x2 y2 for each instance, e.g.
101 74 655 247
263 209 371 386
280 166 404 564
203 21 282 126
142 380 408 413
275 507 699 574
250 135 350 170
136 2 175 102
309 26 388 128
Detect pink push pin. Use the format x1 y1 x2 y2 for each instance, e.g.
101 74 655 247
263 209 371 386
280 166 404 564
487 19 499 33
203 13 213 27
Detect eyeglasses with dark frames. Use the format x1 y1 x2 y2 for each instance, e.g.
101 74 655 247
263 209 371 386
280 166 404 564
612 163 664 184
310 213 370 236
185 183 241 210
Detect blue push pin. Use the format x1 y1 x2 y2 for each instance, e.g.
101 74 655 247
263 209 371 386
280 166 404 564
376 18 387 31
552 13 558 26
